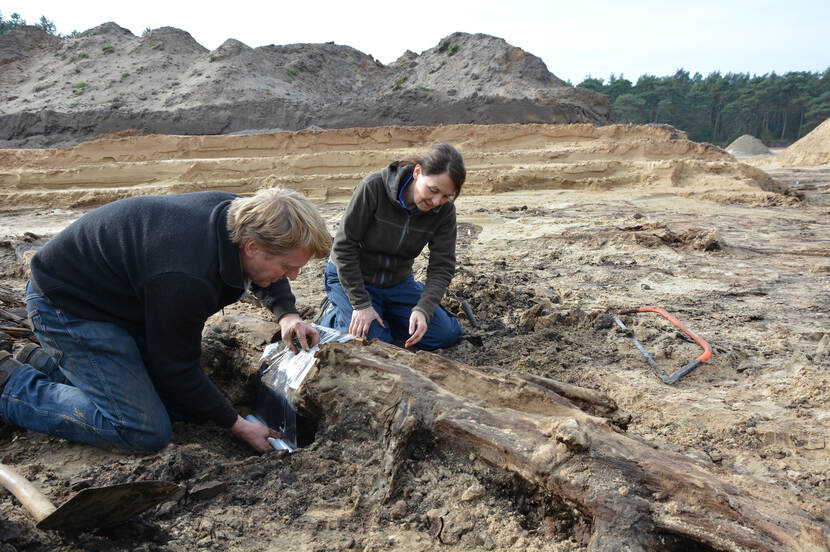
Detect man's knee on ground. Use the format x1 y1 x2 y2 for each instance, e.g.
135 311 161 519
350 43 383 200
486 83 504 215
119 416 172 453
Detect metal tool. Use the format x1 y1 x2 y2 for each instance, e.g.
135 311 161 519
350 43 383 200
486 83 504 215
461 300 479 328
0 462 179 531
612 307 711 384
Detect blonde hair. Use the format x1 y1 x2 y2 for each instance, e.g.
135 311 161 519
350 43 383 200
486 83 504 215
227 188 331 258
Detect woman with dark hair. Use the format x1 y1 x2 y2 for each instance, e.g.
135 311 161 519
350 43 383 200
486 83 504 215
320 143 465 349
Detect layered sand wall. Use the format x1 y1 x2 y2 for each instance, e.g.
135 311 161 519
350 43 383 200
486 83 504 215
0 123 792 208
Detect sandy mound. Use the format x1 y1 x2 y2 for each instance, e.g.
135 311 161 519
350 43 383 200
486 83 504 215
772 117 830 167
0 25 609 148
726 134 771 156
0 123 795 209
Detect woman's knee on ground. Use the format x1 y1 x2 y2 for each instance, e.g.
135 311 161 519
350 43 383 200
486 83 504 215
418 312 463 350
367 319 393 344
419 330 461 350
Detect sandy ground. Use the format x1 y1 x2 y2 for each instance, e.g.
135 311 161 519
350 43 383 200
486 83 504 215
0 124 828 551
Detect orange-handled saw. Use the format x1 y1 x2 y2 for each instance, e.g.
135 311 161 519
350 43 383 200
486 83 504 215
612 307 711 384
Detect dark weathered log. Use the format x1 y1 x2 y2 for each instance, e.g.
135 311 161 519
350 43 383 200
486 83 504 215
0 325 33 337
0 307 28 326
0 291 26 310
296 340 829 552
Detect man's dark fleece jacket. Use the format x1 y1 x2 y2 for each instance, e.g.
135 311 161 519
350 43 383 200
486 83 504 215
330 161 456 321
30 191 297 429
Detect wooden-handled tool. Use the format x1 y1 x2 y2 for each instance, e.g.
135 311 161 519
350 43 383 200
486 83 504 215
0 462 179 531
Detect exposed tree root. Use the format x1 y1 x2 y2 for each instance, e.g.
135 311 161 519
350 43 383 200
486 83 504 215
293 340 829 552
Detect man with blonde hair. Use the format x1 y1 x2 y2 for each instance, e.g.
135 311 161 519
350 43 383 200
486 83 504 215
0 188 330 453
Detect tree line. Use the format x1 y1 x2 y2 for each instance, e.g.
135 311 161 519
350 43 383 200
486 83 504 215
578 69 830 145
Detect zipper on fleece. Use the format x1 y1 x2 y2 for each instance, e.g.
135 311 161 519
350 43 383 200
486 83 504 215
376 215 410 287
395 216 411 251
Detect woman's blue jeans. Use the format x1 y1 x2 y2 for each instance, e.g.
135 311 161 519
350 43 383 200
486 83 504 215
0 281 172 452
323 262 462 350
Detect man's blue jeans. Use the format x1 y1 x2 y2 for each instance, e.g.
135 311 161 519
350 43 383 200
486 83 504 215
0 281 172 452
323 262 462 350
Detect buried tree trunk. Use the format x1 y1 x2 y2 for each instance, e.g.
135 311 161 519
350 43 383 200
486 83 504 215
291 340 829 552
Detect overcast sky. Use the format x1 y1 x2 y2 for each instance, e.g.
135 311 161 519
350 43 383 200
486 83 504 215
9 0 830 84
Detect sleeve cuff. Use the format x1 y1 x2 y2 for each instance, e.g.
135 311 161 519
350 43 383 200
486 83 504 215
273 306 298 322
412 305 433 323
215 404 238 429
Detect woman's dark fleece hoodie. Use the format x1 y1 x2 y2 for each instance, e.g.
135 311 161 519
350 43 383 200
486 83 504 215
330 162 456 321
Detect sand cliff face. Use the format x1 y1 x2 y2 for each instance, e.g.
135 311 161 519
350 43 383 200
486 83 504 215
0 24 610 148
0 123 792 209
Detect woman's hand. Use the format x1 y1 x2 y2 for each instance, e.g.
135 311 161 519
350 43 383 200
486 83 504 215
350 306 385 339
229 415 281 454
279 313 320 354
405 310 428 348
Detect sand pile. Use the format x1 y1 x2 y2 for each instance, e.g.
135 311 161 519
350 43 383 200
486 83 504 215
772 117 830 167
0 123 793 208
726 134 771 156
0 25 609 148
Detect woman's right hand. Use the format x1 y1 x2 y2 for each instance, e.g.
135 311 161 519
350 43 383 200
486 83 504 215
350 306 385 339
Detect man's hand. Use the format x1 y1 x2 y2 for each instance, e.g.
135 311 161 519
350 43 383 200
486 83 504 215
405 310 428 348
229 415 280 454
350 306 385 339
279 313 320 354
